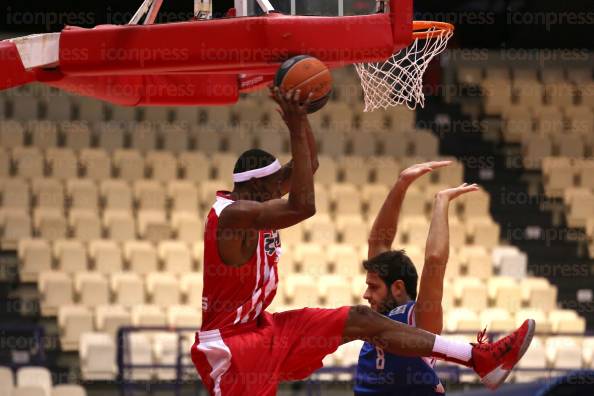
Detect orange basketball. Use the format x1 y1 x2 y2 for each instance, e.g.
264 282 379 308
274 55 332 113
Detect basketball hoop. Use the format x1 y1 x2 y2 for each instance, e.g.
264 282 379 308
355 21 454 111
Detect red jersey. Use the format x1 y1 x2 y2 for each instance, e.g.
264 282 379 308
201 191 280 331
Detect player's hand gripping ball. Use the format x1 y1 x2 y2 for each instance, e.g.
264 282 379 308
275 55 333 114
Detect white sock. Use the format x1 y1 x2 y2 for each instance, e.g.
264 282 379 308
432 335 473 363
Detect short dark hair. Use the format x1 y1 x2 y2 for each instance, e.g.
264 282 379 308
233 149 276 174
363 250 418 300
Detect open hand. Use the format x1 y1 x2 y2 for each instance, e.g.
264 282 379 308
398 160 452 187
436 183 479 201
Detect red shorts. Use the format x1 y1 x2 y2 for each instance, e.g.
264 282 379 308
191 306 351 396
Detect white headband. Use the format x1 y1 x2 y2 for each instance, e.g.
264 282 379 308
233 159 281 182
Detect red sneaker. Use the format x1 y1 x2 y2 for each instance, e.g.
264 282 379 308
471 319 535 390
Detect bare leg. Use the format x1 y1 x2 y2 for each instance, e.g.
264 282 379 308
342 305 436 357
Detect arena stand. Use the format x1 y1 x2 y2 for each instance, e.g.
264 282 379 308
0 60 592 394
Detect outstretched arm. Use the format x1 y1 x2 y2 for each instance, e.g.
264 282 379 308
368 161 452 260
415 183 479 334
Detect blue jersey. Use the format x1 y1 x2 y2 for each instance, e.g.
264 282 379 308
354 301 445 395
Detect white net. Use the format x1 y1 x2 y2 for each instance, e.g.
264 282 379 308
355 24 454 112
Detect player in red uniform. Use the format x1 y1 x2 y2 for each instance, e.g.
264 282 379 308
191 88 535 395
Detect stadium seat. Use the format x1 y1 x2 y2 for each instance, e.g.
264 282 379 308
327 244 361 277
66 179 98 210
583 337 594 369
171 212 203 244
167 305 201 328
79 333 116 380
131 305 167 327
318 129 348 157
78 98 106 123
457 188 490 219
79 149 111 182
487 277 522 313
46 149 78 180
10 95 40 121
134 180 166 210
211 153 237 181
349 132 377 157
192 125 224 153
331 184 363 216
399 187 426 217
95 305 131 339
18 239 52 282
453 277 487 312
338 156 371 185
179 152 209 182
295 243 329 277
146 273 181 307
103 210 136 242
0 366 14 395
254 128 286 155
69 210 102 242
16 367 51 396
549 309 586 334
146 151 178 182
58 305 94 351
546 336 582 371
459 246 492 280
336 215 368 248
565 189 594 228
516 308 551 334
51 385 87 396
491 246 528 279
54 240 88 273
514 337 548 383
479 308 515 332
466 218 500 250
180 273 203 307
379 131 409 158
100 180 132 210
32 179 64 210
129 122 157 153
303 214 337 245
38 272 73 316
13 147 44 179
62 122 91 151
113 150 145 181
111 273 145 307
409 130 439 158
361 184 389 216
75 272 109 308
312 183 331 214
174 107 199 124
124 241 158 275
168 181 199 213
0 120 25 148
446 308 481 332
400 216 429 246
160 123 189 154
153 332 179 380
522 134 553 170
44 95 73 121
318 274 352 307
284 274 319 306
370 156 399 186
158 241 193 274
137 210 171 243
0 148 9 178
34 209 66 241
95 122 125 153
126 332 153 380
27 121 58 150
0 209 32 249
1 179 30 209
12 387 47 396
199 180 229 206
521 278 558 312
576 159 594 190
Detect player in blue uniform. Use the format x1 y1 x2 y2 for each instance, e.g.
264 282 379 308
354 161 479 396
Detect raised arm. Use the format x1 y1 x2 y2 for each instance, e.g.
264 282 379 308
223 88 316 227
368 161 452 260
415 183 479 334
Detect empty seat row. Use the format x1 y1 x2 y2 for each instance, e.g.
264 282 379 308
41 272 203 315
0 365 86 396
21 239 202 282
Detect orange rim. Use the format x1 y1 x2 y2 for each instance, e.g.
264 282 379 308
412 21 454 39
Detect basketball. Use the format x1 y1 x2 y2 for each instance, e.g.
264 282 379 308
274 55 332 113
